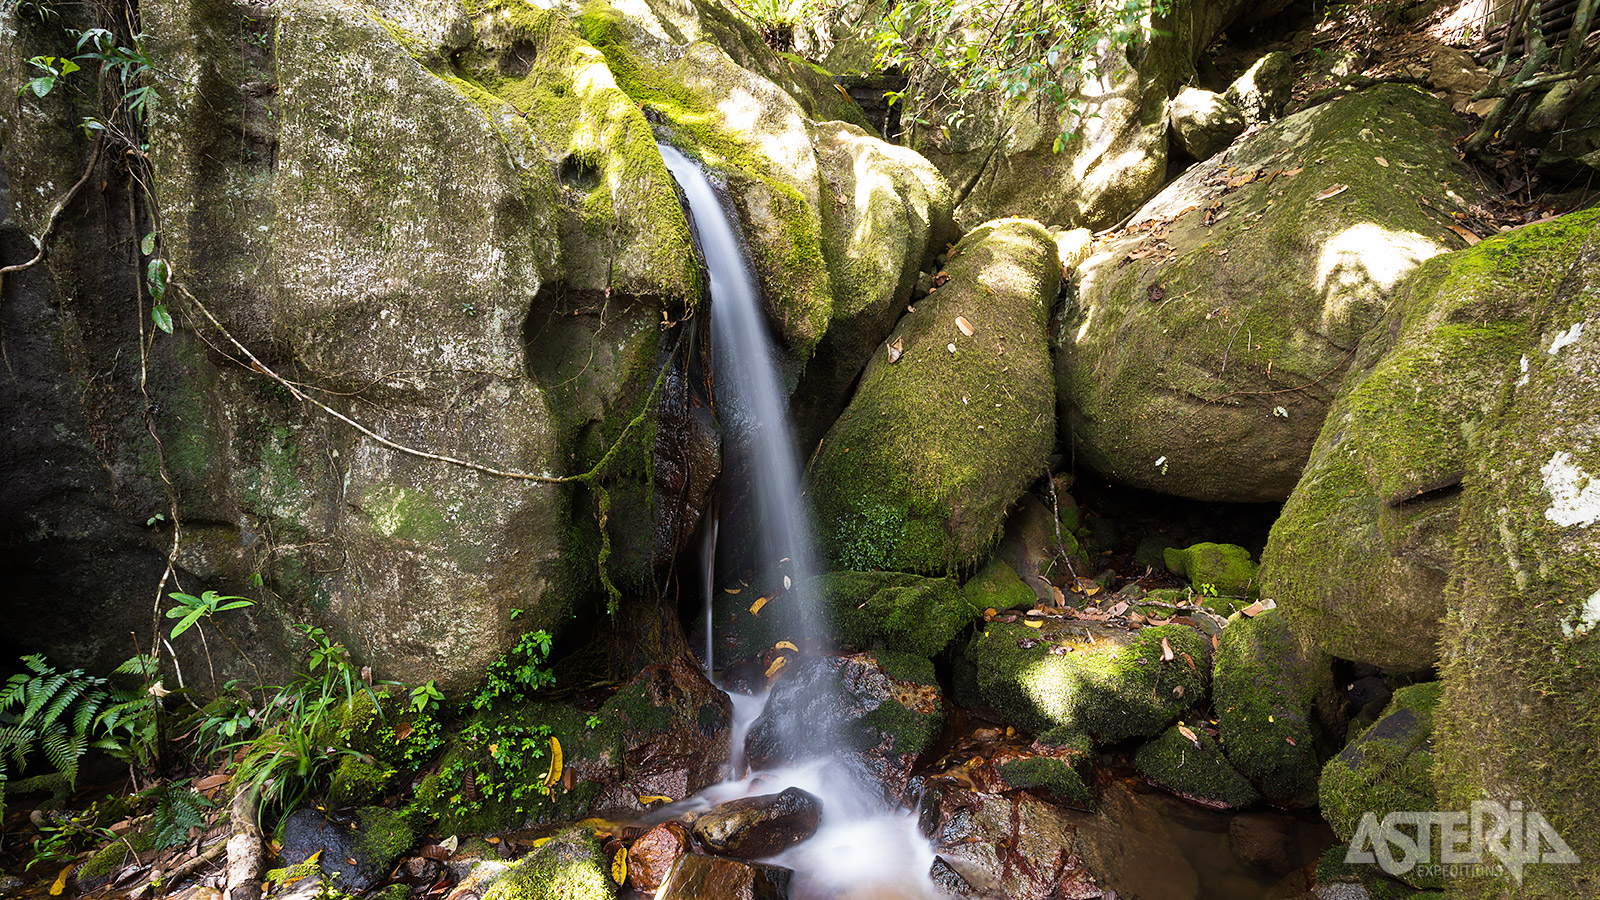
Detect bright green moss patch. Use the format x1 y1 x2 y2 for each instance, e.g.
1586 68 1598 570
967 621 1211 742
1135 724 1262 809
355 806 415 873
962 558 1037 612
997 756 1094 807
856 697 942 758
1319 683 1440 843
1163 542 1260 600
868 649 938 686
482 828 615 900
1214 610 1327 806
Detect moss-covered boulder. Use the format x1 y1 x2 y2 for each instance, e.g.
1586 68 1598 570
995 754 1094 808
808 219 1060 573
1319 683 1440 888
1135 723 1262 809
1214 610 1330 807
1429 216 1600 896
1057 84 1489 504
1163 542 1260 600
1261 208 1600 669
966 621 1210 742
792 120 955 449
962 557 1038 614
482 828 615 900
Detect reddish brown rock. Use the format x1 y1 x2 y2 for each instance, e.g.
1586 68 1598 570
655 854 793 900
628 822 691 892
692 787 821 859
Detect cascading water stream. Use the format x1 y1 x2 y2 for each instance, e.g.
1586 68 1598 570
658 141 943 899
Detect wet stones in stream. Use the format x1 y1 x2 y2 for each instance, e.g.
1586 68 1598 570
627 821 691 892
692 786 822 858
920 785 1098 900
654 853 794 900
744 653 944 801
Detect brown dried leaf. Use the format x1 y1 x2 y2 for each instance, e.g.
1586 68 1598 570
1161 637 1175 661
887 336 904 363
193 774 230 792
1177 724 1200 747
1240 600 1267 617
1446 223 1481 245
1107 600 1130 617
1051 586 1066 607
956 315 975 337
1315 184 1349 200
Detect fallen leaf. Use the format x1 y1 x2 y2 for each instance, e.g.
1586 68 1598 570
418 844 452 861
612 847 628 886
1374 156 1389 167
637 795 675 805
1286 736 1298 746
947 343 957 353
1161 637 1176 661
542 736 564 790
1315 184 1349 200
983 607 998 620
956 315 975 336
193 773 230 792
783 575 792 590
1107 601 1130 617
749 596 769 615
1446 223 1481 245
1024 619 1044 629
1283 166 1303 177
1240 600 1267 617
1146 283 1165 303
774 640 798 652
765 656 788 678
1074 578 1103 596
932 271 950 287
1180 652 1197 673
50 864 75 896
1051 586 1066 606
723 587 741 594
393 721 414 742
1177 724 1201 748
887 336 904 363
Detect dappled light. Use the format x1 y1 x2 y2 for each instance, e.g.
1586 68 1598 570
1313 223 1442 329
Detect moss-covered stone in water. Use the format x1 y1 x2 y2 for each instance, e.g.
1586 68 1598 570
1135 724 1262 809
867 649 938 686
482 828 615 900
967 621 1210 742
996 756 1094 807
1214 609 1328 807
856 697 942 758
809 219 1061 574
1163 542 1260 600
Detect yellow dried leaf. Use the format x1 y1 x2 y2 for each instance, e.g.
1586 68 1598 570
637 795 675 805
1374 156 1389 167
956 315 975 337
1314 184 1349 200
765 656 788 678
749 596 769 615
723 587 741 594
612 847 628 885
775 640 798 652
49 864 74 896
1024 619 1044 629
542 735 564 790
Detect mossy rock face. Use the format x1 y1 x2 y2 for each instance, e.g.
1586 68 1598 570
792 120 955 449
1058 85 1490 504
961 557 1038 614
711 571 984 663
995 755 1094 807
1135 723 1262 810
966 620 1211 742
1261 207 1600 670
1319 683 1440 889
1214 610 1329 807
808 219 1060 574
1163 542 1260 600
1430 216 1600 896
482 828 615 900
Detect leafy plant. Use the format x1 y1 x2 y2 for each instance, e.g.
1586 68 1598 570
0 655 115 811
143 780 213 848
470 630 554 711
18 55 78 98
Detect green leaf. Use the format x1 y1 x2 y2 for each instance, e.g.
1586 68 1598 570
141 233 156 255
27 76 56 98
152 304 173 334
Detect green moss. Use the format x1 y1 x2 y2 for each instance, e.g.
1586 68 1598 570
1214 609 1326 806
1319 683 1440 843
482 828 615 900
996 756 1094 807
329 756 396 807
962 558 1036 612
355 806 415 872
967 621 1210 742
856 698 942 757
365 484 448 542
1135 724 1262 809
1163 542 1259 600
809 219 1061 574
868 649 938 686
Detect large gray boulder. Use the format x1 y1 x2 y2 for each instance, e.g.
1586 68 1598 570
1056 84 1489 503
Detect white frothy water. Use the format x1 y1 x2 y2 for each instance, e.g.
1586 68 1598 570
656 141 943 899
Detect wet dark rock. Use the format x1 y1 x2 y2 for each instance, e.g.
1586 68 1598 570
279 806 414 892
744 653 944 800
692 787 821 859
654 853 793 900
628 822 690 892
920 786 1095 900
1227 812 1300 875
609 656 734 804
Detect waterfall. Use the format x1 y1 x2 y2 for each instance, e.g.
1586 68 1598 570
657 142 821 650
658 142 943 900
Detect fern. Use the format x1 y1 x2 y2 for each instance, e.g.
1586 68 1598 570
0 655 111 810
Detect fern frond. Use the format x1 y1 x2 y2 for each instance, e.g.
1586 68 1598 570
40 680 86 731
24 673 68 723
